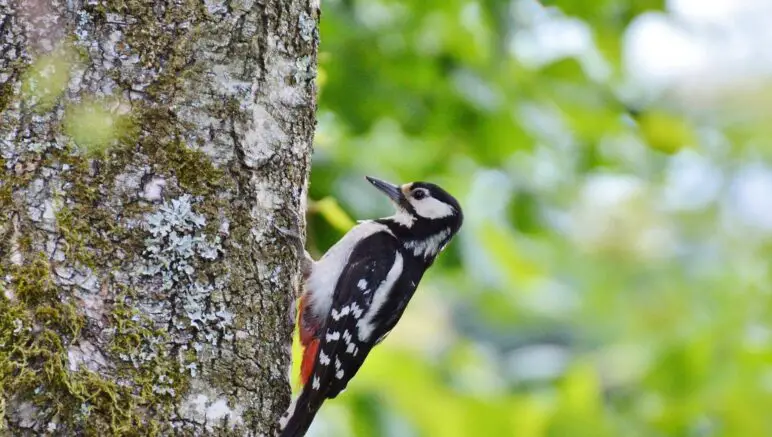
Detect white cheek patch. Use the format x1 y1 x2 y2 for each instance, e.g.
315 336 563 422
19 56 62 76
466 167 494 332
410 197 455 219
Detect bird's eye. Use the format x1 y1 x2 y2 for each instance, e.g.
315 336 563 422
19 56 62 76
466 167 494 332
412 189 427 200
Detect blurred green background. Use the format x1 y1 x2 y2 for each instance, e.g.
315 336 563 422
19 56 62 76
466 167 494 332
300 0 772 436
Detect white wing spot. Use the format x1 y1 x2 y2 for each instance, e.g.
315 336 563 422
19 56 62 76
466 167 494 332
335 357 341 370
350 302 364 318
342 330 352 344
331 305 350 321
346 342 357 354
326 331 340 342
312 376 321 390
318 351 330 366
336 369 345 379
357 279 368 290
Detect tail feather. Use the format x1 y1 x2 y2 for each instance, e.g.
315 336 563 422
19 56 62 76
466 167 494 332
281 293 325 436
279 386 326 437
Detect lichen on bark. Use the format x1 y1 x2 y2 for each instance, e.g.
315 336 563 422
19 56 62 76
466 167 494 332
1 0 318 435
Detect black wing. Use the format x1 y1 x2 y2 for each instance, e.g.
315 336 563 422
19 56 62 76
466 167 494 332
279 231 404 437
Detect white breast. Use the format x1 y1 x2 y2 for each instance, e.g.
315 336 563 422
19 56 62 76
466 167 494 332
305 221 390 319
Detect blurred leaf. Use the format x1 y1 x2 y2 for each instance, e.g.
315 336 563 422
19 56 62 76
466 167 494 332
548 362 613 437
477 222 544 287
510 397 553 437
314 197 356 232
544 0 665 27
539 58 586 80
636 111 696 154
562 361 602 415
353 349 515 437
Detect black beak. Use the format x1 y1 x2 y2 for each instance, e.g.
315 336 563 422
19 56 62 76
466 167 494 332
366 176 404 203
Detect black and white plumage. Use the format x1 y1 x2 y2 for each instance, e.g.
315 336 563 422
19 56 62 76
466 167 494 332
278 176 463 437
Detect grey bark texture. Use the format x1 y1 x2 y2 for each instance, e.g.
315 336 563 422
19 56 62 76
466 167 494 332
0 0 318 435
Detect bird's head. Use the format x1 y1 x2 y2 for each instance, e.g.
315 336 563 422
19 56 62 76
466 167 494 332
366 176 463 251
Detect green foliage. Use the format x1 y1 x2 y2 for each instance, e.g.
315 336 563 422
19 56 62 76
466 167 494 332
636 111 695 154
301 0 772 436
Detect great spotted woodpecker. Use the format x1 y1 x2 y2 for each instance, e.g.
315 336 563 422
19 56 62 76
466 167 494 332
278 176 463 437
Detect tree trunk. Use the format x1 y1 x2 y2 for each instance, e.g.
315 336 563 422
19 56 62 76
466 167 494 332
0 0 318 435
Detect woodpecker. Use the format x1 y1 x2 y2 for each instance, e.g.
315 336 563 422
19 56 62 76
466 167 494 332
278 176 463 437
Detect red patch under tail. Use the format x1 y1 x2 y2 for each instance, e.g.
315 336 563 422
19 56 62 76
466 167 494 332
297 293 321 386
300 339 319 386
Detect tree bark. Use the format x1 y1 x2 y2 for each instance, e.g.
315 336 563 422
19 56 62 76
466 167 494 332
0 0 318 435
